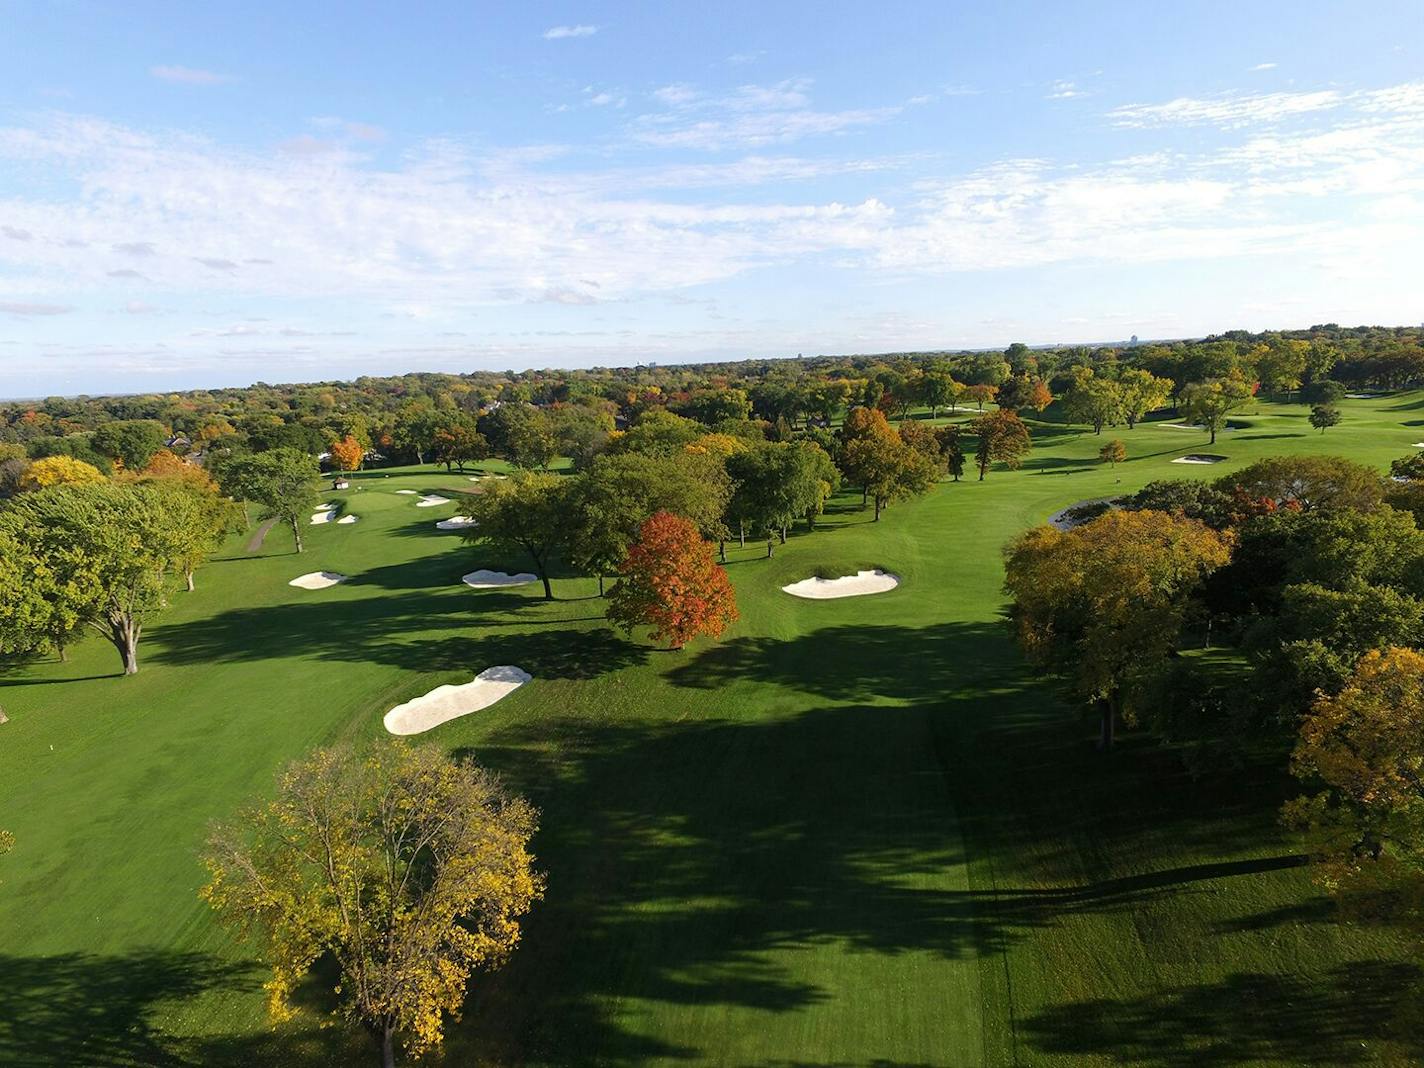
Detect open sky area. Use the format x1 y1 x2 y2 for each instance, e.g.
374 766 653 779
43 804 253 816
1 0 1422 396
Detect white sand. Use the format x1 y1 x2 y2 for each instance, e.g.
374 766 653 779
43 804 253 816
1412 443 1424 448
461 569 538 588
1347 393 1374 399
288 571 348 590
782 569 900 599
395 489 418 495
383 666 532 736
436 516 478 530
337 514 359 524
1172 454 1227 465
310 510 337 524
416 495 451 507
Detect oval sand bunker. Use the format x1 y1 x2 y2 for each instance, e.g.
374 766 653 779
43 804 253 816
462 569 538 588
436 516 477 530
383 666 532 735
416 494 451 507
782 569 900 599
289 571 348 590
336 514 359 524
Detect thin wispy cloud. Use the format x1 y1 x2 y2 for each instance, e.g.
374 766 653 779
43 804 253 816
1046 80 1086 100
1250 62 1278 71
543 24 597 39
1 301 74 316
149 65 233 85
1108 87 1344 127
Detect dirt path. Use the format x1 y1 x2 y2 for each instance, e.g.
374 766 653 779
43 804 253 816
245 517 279 552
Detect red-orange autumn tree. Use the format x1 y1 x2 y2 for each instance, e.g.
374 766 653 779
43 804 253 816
607 511 738 649
329 434 364 472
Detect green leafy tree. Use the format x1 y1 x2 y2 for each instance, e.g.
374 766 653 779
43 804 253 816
91 419 166 471
202 743 542 1068
222 449 322 553
1117 369 1174 428
1309 404 1342 433
1180 376 1255 444
464 471 571 599
0 482 175 674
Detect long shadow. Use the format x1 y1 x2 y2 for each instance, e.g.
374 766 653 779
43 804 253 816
1020 961 1424 1065
0 950 260 1067
150 588 647 679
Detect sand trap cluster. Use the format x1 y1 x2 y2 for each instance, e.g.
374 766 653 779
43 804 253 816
461 570 538 588
782 569 900 599
337 514 359 524
416 494 451 507
288 571 348 590
383 666 532 735
436 516 478 531
1172 454 1227 465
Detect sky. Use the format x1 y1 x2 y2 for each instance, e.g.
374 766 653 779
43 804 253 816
0 1 1422 397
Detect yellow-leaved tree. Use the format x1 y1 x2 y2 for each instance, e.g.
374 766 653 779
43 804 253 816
1004 510 1233 749
202 743 543 1067
18 455 106 491
1284 647 1424 920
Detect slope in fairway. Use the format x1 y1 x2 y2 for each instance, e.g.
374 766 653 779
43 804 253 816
1 397 1421 1065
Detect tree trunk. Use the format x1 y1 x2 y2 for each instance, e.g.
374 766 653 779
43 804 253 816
738 521 745 548
779 525 787 544
766 538 774 558
382 1022 396 1068
109 615 140 675
861 486 869 507
540 572 553 601
291 517 304 553
1210 425 1218 445
873 496 883 521
185 569 195 592
719 539 726 562
597 573 605 597
1098 695 1116 751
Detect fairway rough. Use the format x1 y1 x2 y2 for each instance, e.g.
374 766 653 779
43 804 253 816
383 665 532 735
782 569 900 599
288 571 348 590
461 569 538 588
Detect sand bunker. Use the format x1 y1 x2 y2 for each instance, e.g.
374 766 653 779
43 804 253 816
1172 454 1227 465
416 495 451 507
395 489 418 495
288 571 348 590
337 514 359 524
782 569 900 599
1048 498 1117 531
310 508 338 525
436 516 478 530
383 666 532 736
1412 443 1424 448
461 569 538 588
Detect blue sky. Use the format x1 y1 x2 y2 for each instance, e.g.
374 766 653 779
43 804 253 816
1 1 1421 396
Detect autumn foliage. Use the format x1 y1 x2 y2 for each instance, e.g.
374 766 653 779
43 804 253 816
328 434 365 472
607 511 738 648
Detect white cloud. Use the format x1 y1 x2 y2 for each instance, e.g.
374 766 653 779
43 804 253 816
635 79 898 150
1 301 73 316
543 24 597 39
149 65 233 86
1046 80 1086 100
1109 88 1344 128
1250 62 1278 71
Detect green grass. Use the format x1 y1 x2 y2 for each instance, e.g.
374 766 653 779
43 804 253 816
3 394 1423 1065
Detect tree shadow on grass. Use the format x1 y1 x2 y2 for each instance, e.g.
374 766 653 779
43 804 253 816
1020 961 1424 1065
0 950 293 1068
